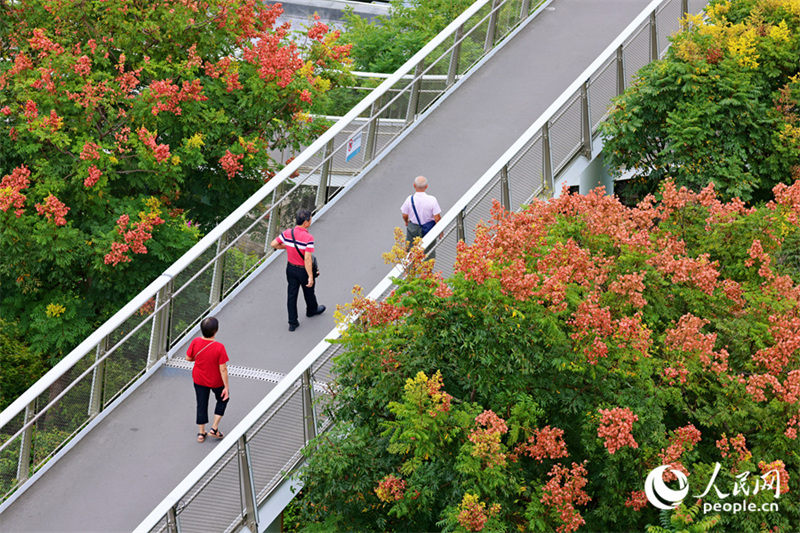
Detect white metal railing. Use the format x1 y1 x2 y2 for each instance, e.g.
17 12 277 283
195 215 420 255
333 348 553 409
0 0 544 506
135 0 708 531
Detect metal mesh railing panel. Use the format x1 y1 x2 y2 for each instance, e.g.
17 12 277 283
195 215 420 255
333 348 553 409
623 22 652 86
248 387 305 502
588 56 619 132
169 247 218 343
173 448 243 533
0 411 25 500
429 220 460 280
657 0 683 55
549 93 583 175
463 173 504 244
102 315 152 407
29 357 93 468
507 134 544 208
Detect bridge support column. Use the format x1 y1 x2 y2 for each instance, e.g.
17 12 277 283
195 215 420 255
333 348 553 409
521 0 532 19
650 12 659 61
89 336 109 417
238 436 260 532
166 506 180 533
302 369 317 444
209 230 228 308
580 81 592 159
456 210 466 243
484 0 502 53
542 122 554 197
364 95 382 163
16 402 34 484
316 138 335 209
500 165 511 210
265 182 285 252
406 61 425 124
616 46 625 95
148 279 172 368
447 25 464 88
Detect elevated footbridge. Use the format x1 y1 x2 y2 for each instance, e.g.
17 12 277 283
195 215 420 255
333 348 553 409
0 0 707 531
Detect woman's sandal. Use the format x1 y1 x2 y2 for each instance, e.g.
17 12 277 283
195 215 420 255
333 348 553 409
209 427 224 439
197 432 207 443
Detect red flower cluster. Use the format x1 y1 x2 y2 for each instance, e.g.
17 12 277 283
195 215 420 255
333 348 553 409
80 141 101 160
665 314 729 374
716 433 751 465
35 194 69 226
219 150 245 179
374 474 406 503
514 425 569 462
137 127 171 163
0 165 31 217
540 462 591 533
148 78 207 116
84 165 102 188
104 211 165 266
456 493 500 532
624 490 648 511
658 424 702 480
468 410 508 468
758 460 789 495
597 407 639 454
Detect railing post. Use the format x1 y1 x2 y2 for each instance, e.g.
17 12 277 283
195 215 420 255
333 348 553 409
16 401 35 484
500 165 511 210
406 61 425 124
208 230 228 308
238 436 260 532
484 0 502 53
682 0 689 18
166 506 180 533
456 209 466 243
521 0 532 20
364 95 382 163
301 369 317 444
265 182 285 252
650 11 659 61
580 80 592 159
148 279 172 368
616 45 625 96
316 138 335 209
447 25 464 87
542 122 554 197
89 336 109 417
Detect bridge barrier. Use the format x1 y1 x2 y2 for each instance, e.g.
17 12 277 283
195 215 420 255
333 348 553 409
135 0 709 531
0 0 546 505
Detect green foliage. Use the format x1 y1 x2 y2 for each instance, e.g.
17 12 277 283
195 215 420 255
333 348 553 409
645 502 721 533
340 0 474 73
0 319 46 410
601 0 800 204
296 185 800 532
0 0 352 359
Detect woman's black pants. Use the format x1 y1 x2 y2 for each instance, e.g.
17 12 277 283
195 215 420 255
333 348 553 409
194 383 228 425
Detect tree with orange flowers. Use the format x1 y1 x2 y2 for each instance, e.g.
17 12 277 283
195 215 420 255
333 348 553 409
0 0 351 360
293 182 799 532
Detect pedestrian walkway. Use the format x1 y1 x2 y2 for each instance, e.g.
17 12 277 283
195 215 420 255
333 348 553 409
0 1 656 530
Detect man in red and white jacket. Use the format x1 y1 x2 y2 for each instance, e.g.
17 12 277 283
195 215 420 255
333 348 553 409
270 208 326 331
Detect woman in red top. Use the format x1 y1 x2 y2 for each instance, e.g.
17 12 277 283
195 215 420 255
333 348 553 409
186 316 230 442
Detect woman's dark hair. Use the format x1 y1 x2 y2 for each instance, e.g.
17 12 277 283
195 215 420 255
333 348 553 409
295 208 312 226
200 316 219 338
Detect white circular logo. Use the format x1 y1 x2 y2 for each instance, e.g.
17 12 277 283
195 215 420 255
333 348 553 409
644 465 689 510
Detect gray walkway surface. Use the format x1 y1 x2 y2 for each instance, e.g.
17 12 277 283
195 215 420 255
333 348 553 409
0 1 652 531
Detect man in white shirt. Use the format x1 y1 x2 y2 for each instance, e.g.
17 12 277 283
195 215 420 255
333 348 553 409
400 175 442 245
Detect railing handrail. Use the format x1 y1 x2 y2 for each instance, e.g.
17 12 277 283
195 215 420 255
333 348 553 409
0 0 502 429
135 0 676 529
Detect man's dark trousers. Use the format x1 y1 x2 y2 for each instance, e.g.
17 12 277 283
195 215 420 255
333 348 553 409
286 263 318 327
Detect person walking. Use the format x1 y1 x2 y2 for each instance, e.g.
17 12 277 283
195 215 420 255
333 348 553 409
186 316 229 442
401 175 442 245
270 208 326 332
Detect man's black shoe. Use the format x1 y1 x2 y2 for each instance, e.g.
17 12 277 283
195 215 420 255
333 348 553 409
289 324 298 332
307 305 326 317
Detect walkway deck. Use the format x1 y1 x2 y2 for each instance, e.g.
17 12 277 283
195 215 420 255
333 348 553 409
0 1 653 530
